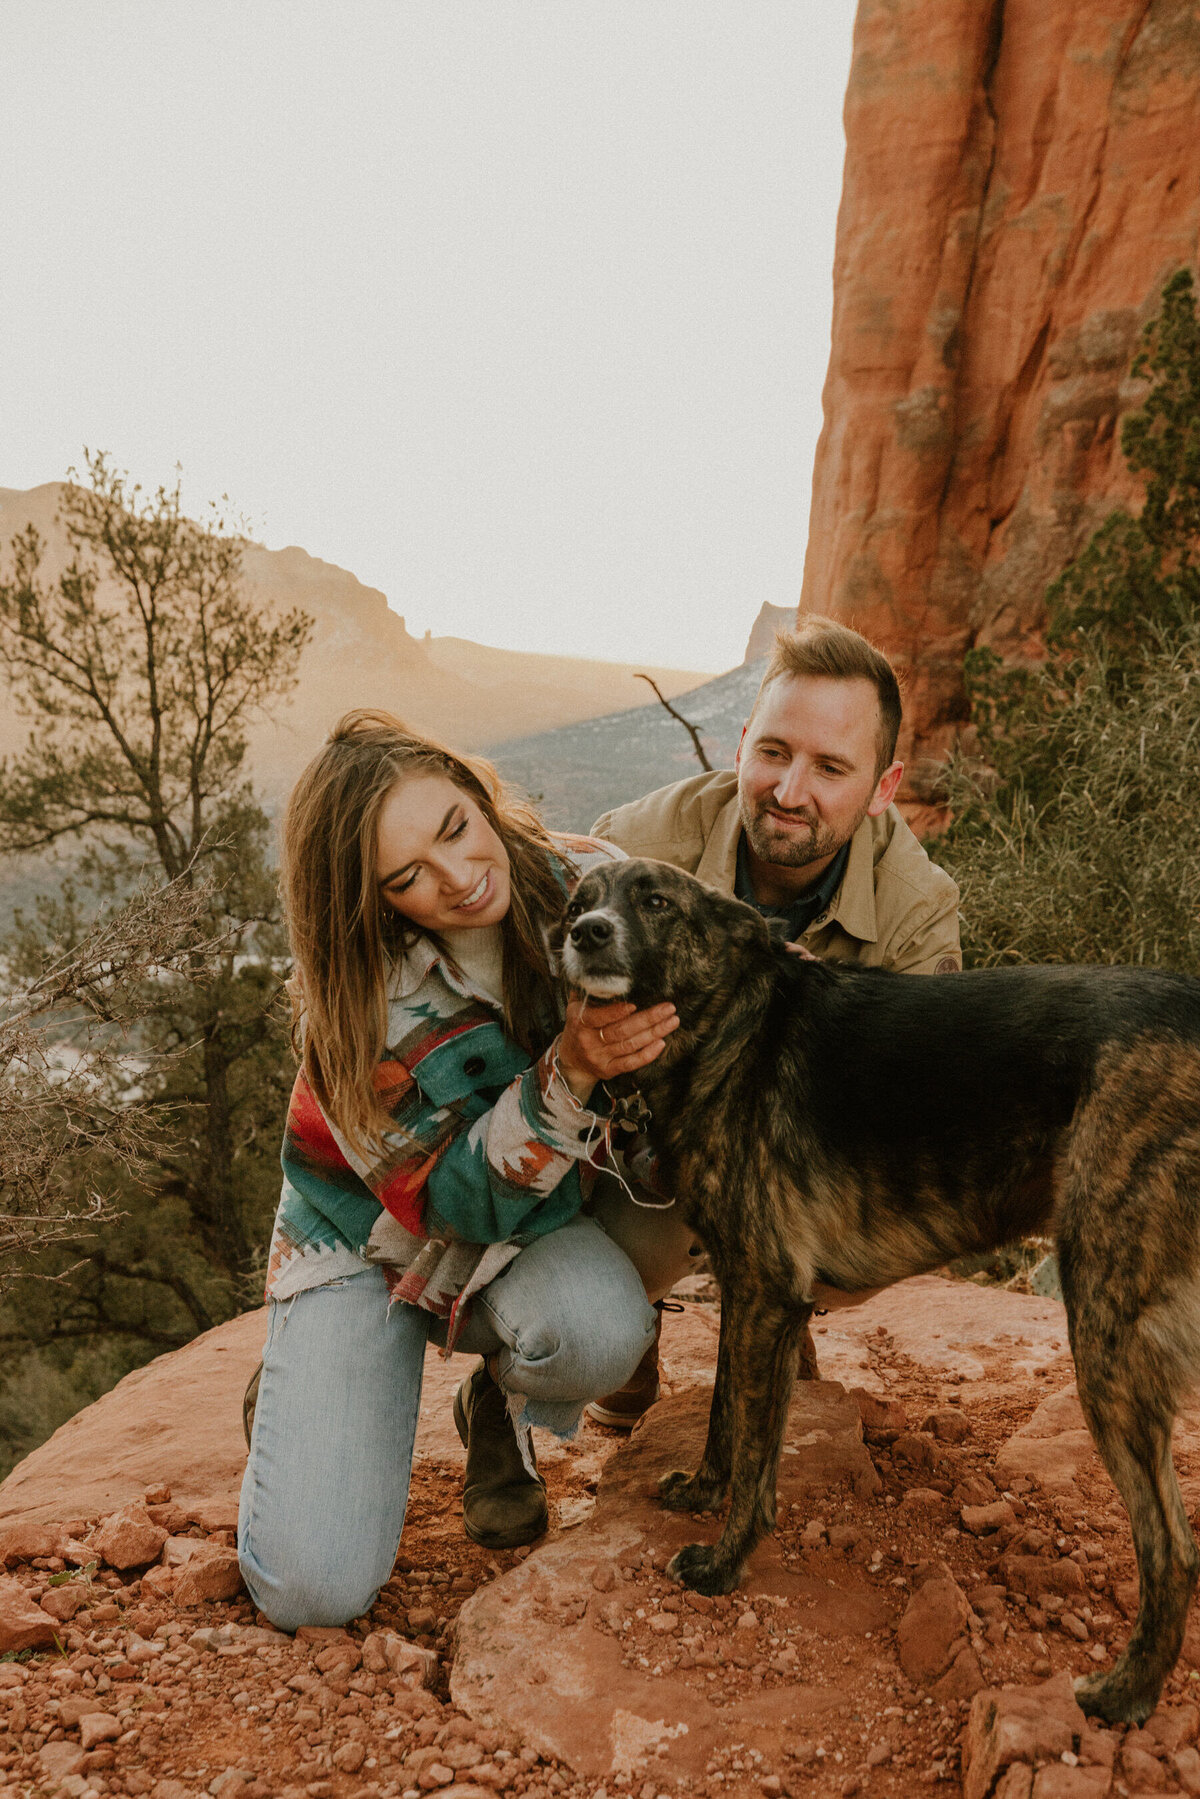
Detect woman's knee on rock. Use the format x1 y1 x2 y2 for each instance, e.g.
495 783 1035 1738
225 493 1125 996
237 1551 385 1635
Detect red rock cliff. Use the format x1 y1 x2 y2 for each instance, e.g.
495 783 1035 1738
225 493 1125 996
802 0 1200 783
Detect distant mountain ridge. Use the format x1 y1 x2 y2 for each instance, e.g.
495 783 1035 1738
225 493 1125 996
490 658 766 833
0 483 706 805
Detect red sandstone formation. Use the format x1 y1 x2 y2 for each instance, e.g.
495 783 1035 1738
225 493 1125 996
802 0 1200 784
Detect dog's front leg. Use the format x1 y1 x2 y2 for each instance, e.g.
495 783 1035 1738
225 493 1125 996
668 1294 809 1595
658 1294 734 1514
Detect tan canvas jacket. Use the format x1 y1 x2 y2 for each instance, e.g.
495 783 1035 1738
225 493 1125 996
592 769 962 975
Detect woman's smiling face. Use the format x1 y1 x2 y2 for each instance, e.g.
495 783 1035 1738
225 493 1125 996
375 773 511 932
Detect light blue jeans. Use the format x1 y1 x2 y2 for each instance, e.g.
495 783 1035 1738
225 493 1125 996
237 1214 656 1630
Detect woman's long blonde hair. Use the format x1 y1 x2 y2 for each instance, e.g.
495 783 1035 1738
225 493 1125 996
281 710 570 1156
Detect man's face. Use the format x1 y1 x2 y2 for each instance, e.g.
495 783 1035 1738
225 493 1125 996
736 673 901 871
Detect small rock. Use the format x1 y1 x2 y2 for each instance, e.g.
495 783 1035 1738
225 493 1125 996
800 1522 827 1549
143 1483 172 1504
591 1562 616 1591
163 1535 205 1567
60 1695 109 1726
185 1501 239 1533
374 1629 439 1688
333 1743 366 1773
957 1475 999 1507
79 1712 121 1750
408 1605 438 1634
867 1742 893 1768
850 1387 907 1432
893 1430 937 1470
736 1610 759 1630
1175 1747 1200 1796
1145 1705 1200 1754
649 1612 679 1634
0 1574 59 1652
141 1564 177 1598
933 1644 985 1703
38 1740 89 1782
999 1555 1086 1601
39 1582 91 1621
208 1774 250 1799
174 1546 243 1605
902 1487 950 1511
92 1506 168 1571
961 1502 1017 1536
419 1765 455 1790
1078 1723 1116 1771
924 1408 972 1444
1030 1767 1109 1798
1059 1611 1089 1642
962 1675 1088 1799
1120 1742 1167 1791
897 1574 972 1683
0 1521 69 1567
1113 1578 1139 1620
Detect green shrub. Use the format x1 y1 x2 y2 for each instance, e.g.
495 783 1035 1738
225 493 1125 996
943 271 1200 974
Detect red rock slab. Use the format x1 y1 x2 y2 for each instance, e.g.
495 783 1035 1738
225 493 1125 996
451 1382 887 1779
597 1380 881 1518
0 1296 646 1530
811 1275 1074 1387
995 1385 1099 1494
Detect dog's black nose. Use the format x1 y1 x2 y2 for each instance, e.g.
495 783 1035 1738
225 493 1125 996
570 914 612 951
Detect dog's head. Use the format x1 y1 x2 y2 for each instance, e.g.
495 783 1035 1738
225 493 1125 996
555 857 773 1015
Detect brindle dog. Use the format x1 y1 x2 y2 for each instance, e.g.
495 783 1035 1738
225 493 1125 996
557 857 1200 1725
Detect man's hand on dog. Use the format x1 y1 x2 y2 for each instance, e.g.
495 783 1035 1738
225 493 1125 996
558 996 679 1104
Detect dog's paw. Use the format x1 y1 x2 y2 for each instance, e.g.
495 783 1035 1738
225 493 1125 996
1073 1661 1157 1727
666 1542 741 1595
658 1468 726 1514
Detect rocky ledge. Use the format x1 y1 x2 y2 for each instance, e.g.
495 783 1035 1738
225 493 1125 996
2 1276 1200 1799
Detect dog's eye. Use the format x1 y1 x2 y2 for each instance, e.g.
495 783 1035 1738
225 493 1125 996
565 900 585 920
645 893 671 911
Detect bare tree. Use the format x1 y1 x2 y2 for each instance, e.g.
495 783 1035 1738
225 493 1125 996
634 673 713 772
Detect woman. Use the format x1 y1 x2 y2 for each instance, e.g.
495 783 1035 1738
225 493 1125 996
238 710 678 1631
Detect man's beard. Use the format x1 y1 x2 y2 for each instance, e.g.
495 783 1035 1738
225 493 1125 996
740 793 865 870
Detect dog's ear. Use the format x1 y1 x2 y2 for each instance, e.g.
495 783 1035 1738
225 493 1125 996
704 889 773 952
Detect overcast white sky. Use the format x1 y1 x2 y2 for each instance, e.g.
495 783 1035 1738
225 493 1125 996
2 3 855 673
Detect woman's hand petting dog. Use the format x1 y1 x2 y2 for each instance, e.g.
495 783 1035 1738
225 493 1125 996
557 996 678 1104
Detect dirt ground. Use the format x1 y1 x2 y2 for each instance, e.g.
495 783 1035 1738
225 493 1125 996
2 1286 1199 1799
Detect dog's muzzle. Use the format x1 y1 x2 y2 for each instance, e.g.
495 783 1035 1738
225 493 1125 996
562 907 632 998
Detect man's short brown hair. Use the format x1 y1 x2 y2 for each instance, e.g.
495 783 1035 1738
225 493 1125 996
751 614 902 776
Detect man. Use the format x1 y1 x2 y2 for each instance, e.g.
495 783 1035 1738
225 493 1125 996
585 613 961 1425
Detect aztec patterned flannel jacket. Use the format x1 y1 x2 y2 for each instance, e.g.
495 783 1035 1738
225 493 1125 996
264 837 622 1347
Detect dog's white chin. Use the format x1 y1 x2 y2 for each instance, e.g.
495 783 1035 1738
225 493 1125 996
576 974 633 999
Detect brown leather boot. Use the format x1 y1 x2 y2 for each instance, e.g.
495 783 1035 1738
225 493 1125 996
452 1360 549 1549
585 1300 674 1429
243 1361 262 1449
